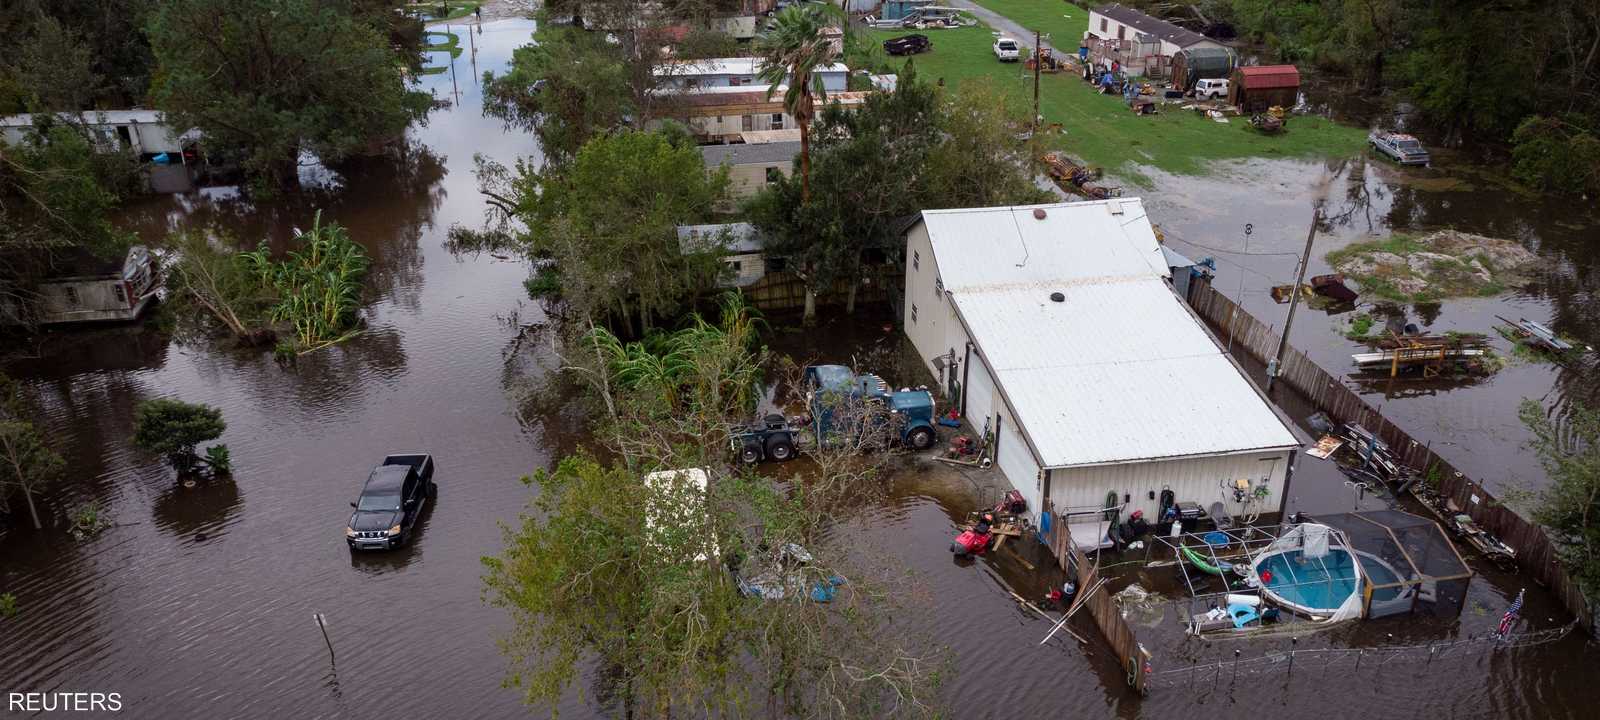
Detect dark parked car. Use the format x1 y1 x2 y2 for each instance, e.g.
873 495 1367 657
883 34 931 56
346 454 436 551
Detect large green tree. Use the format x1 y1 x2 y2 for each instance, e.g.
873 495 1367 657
483 25 636 166
458 129 728 332
1521 399 1600 609
747 68 1048 323
147 0 431 188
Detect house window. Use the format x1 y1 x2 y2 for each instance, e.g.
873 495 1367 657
113 283 128 306
766 167 782 183
911 304 918 323
934 277 943 297
727 259 743 274
770 112 784 130
1100 17 1107 32
1117 25 1125 40
742 115 754 131
64 286 81 307
912 250 920 271
729 77 744 86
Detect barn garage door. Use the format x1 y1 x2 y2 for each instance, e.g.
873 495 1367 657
963 349 999 436
996 409 1040 511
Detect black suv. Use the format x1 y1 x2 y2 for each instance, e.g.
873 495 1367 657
346 454 436 551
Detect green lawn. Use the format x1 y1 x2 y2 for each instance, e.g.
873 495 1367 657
968 0 1089 48
863 24 1367 184
404 1 481 23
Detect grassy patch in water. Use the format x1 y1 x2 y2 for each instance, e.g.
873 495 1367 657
864 23 1367 183
1325 233 1508 303
1343 311 1376 340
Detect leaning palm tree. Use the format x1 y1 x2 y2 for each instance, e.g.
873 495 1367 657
755 4 843 204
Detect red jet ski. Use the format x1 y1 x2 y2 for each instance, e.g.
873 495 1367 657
951 512 996 557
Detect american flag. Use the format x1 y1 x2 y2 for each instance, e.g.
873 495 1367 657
1496 589 1525 637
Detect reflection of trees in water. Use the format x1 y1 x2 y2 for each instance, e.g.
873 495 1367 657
274 325 410 417
498 318 593 458
1316 156 1389 235
151 475 241 539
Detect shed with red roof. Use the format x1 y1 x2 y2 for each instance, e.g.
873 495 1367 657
1227 65 1301 112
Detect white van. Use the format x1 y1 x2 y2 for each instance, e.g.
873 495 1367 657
1194 78 1229 100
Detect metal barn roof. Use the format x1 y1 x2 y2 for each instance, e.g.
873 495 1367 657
1236 65 1301 89
921 200 1298 468
919 200 1170 292
1093 4 1209 48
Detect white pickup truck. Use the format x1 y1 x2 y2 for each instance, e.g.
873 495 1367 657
993 37 1020 62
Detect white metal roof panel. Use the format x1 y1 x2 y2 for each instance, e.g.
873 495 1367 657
999 355 1299 467
951 277 1219 370
920 200 1169 292
658 57 849 77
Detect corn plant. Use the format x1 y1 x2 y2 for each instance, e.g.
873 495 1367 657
242 211 369 349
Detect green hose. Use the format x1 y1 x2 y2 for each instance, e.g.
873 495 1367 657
1181 545 1225 575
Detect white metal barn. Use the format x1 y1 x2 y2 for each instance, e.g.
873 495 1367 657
902 199 1299 525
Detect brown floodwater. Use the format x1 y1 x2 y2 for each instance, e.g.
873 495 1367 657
1 17 1597 719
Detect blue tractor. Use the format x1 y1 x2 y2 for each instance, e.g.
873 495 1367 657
802 365 938 450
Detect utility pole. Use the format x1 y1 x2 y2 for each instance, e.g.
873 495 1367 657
1032 29 1042 135
1267 209 1321 391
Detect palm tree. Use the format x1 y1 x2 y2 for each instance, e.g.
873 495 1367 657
755 4 843 204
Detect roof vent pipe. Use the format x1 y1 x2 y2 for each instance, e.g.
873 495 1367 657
1050 292 1065 302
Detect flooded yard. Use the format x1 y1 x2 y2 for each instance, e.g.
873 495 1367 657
1 17 1597 720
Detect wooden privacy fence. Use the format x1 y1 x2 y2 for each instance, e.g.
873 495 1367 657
1187 278 1595 632
740 266 896 313
1042 500 1152 693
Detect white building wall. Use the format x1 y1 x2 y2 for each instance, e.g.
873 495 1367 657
1048 449 1292 522
995 404 1042 514
903 224 949 377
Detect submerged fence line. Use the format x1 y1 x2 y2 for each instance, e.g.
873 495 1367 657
1186 278 1595 633
1146 621 1578 689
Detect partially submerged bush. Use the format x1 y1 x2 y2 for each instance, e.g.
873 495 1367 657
133 398 229 476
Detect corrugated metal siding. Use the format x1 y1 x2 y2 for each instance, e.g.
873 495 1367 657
963 348 999 430
920 199 1169 292
1051 450 1291 522
996 408 1041 512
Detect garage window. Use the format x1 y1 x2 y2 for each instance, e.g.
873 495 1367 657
766 167 782 183
934 277 943 297
911 304 918 323
912 250 920 271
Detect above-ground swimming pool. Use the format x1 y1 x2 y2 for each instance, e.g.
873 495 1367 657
1254 548 1408 616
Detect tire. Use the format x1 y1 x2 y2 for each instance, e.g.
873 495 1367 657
427 481 437 499
765 435 795 462
739 444 761 464
907 426 935 450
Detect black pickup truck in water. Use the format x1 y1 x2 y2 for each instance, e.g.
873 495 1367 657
346 454 436 551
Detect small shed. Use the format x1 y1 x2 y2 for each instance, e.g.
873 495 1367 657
1228 65 1300 112
678 223 769 287
1169 47 1236 93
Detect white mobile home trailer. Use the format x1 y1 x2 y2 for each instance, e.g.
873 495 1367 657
902 200 1298 527
0 110 189 157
